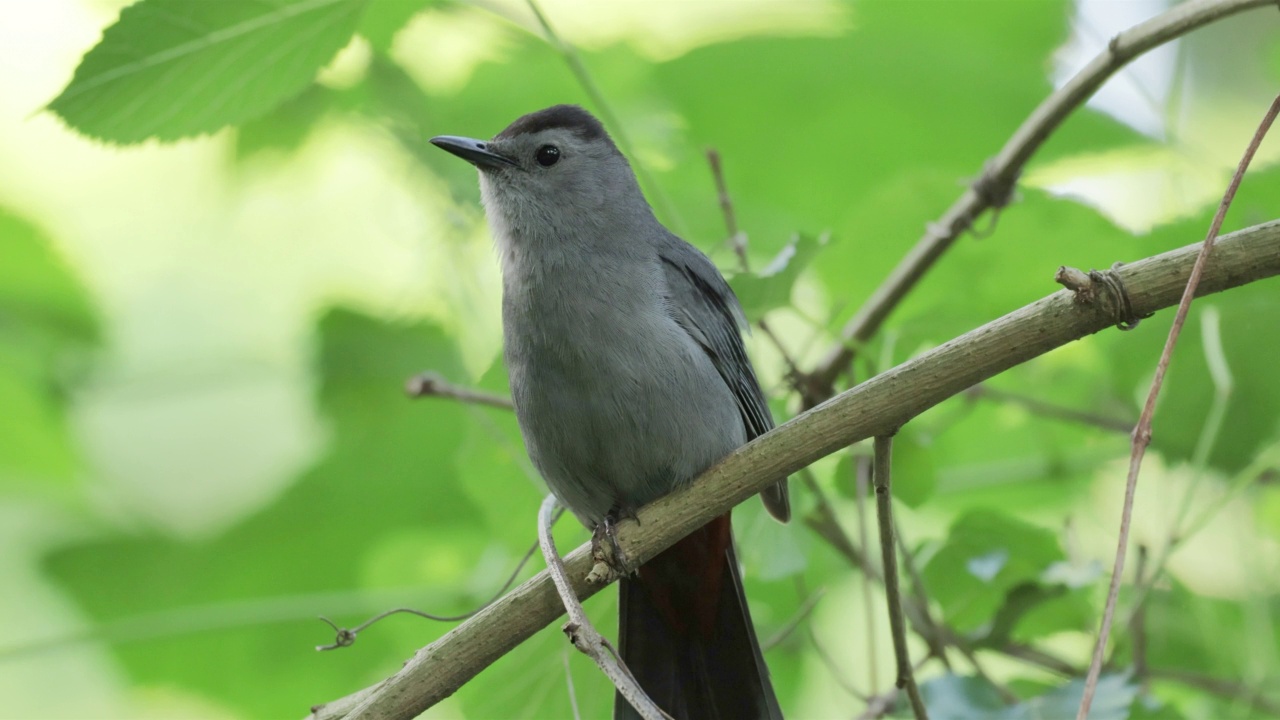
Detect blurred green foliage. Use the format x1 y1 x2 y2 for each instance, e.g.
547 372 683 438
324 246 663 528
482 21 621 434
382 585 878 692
3 0 1280 718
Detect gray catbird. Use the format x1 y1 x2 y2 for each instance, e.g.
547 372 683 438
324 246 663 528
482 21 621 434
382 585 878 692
432 104 788 720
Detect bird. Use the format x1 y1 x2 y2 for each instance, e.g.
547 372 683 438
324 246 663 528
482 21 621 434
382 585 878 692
431 104 788 720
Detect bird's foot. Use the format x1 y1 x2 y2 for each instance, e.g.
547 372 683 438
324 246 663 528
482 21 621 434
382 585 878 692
587 511 633 584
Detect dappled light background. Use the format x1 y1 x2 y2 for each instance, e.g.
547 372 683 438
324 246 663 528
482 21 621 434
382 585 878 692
1 0 1279 718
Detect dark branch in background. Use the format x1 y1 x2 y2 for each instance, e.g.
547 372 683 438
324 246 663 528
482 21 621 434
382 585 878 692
705 147 804 380
314 219 1280 719
892 520 951 671
761 586 827 652
801 470 875 576
872 436 929 720
805 0 1275 401
1076 92 1280 720
1147 668 1280 717
854 454 881 693
964 384 1134 434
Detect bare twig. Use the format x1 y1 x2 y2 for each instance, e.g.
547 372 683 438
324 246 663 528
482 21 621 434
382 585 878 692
998 642 1081 676
563 649 581 720
965 384 1133 434
521 0 682 233
1132 545 1149 683
800 468 875 577
1147 668 1280 717
704 147 805 379
855 453 881 693
761 586 827 652
808 0 1276 396
855 689 901 720
315 540 540 651
872 435 929 720
535 494 667 720
1076 93 1280 720
892 519 950 670
707 148 748 267
314 219 1280 719
405 372 513 410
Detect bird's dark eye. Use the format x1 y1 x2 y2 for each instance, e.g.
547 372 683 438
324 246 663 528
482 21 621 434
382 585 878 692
535 145 561 167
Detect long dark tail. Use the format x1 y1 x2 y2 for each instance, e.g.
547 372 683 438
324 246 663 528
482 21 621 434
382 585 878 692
615 514 782 720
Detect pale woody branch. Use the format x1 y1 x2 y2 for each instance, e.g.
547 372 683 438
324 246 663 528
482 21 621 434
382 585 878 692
314 220 1280 720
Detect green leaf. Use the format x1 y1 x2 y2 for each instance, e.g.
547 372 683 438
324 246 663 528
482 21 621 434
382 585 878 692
0 207 98 491
234 82 336 158
357 0 439 51
913 674 1005 718
43 309 491 717
729 233 826 320
921 510 1065 633
909 673 1136 720
49 0 369 144
0 208 97 342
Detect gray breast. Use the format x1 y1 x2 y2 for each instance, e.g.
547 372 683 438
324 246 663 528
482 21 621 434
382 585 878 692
502 258 744 526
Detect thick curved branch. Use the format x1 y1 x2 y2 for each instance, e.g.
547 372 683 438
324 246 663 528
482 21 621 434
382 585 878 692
806 0 1277 397
315 219 1280 720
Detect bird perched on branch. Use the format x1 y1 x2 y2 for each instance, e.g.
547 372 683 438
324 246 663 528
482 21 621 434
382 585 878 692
432 104 788 720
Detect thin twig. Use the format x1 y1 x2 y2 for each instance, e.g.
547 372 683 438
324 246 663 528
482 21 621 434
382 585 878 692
761 586 827 652
704 147 805 379
872 435 929 720
854 453 881 693
536 495 667 720
855 689 901 720
316 540 541 651
707 148 748 267
522 0 682 233
965 384 1133 433
808 0 1276 397
317 219 1280 719
405 371 514 410
1123 309 1238 624
1147 668 1280 717
892 519 950 670
563 649 581 720
998 642 1081 676
1076 93 1280 720
1132 545 1149 683
800 468 875 577
952 642 1018 705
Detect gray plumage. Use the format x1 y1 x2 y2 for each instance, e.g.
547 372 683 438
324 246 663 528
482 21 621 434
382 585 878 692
431 105 787 720
433 105 787 526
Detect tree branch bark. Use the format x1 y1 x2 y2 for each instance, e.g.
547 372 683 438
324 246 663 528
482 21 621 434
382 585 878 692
315 218 1280 720
806 0 1277 398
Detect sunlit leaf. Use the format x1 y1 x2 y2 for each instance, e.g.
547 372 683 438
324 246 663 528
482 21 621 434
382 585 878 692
357 0 439 51
50 0 369 143
729 233 826 320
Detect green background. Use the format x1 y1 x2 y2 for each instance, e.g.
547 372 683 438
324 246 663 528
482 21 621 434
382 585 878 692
2 0 1279 718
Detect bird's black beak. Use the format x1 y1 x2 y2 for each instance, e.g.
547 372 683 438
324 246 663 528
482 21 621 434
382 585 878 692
430 135 517 169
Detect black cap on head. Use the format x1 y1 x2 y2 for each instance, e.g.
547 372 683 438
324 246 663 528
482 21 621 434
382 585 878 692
496 104 607 142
